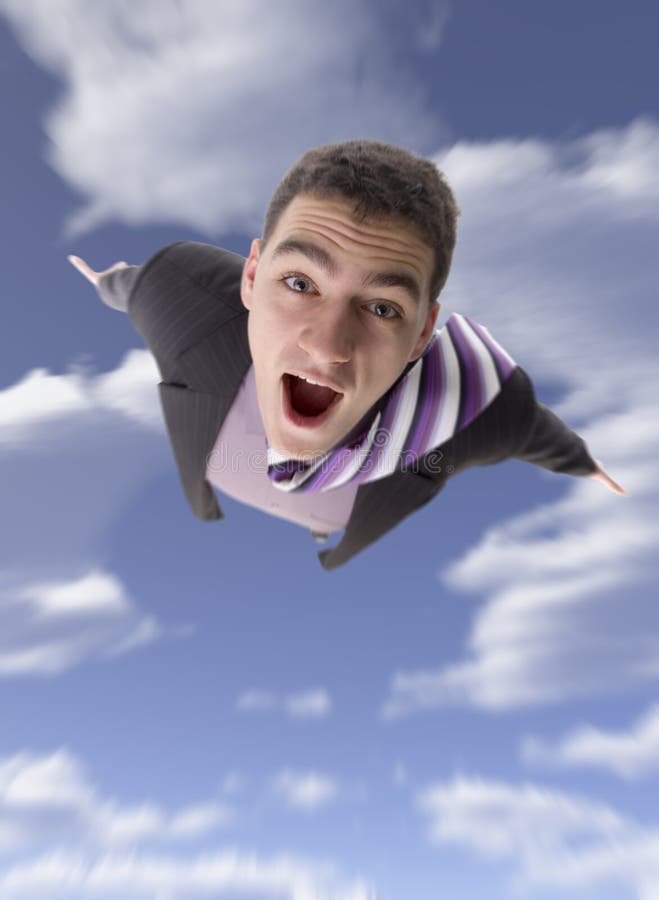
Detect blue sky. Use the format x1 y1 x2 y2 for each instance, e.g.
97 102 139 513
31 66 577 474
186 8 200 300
0 1 658 897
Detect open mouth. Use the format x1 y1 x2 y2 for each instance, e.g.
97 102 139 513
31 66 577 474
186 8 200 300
282 373 343 426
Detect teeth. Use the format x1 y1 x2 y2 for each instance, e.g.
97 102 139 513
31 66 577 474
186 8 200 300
288 373 342 392
299 375 328 388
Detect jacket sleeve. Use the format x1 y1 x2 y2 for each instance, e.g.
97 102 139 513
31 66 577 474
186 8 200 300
513 366 598 476
96 265 142 312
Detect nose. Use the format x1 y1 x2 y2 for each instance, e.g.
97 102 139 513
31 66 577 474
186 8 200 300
296 303 354 365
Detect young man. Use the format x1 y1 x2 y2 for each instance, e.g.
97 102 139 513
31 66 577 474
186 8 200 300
69 140 625 570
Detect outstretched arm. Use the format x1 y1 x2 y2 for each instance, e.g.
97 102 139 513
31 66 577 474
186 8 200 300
514 381 627 497
68 255 141 312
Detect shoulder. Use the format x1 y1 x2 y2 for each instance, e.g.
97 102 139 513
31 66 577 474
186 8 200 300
126 241 248 362
145 240 246 274
142 241 245 300
130 241 247 322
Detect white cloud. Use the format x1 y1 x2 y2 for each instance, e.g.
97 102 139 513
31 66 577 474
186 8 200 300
0 350 162 444
521 703 659 780
579 118 659 207
284 689 333 719
0 749 372 897
272 770 339 812
0 568 179 676
0 0 449 241
16 569 131 619
237 688 332 719
0 848 375 900
382 118 659 717
89 348 165 428
0 350 190 675
0 747 230 852
416 774 659 898
0 748 95 814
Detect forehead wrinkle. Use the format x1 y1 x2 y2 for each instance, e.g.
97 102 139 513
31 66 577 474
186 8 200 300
290 208 425 261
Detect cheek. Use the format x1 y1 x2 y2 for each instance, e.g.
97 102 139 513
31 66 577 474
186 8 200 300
365 344 410 392
248 307 292 373
253 291 289 330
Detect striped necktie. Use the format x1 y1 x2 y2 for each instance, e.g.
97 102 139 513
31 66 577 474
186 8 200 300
266 314 517 493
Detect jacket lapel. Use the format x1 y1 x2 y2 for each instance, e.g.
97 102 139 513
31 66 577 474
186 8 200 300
156 307 253 522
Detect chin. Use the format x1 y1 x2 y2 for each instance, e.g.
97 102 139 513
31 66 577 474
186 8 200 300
273 440 330 462
267 427 333 461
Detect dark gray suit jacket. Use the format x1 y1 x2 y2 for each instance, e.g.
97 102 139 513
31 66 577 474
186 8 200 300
98 240 597 571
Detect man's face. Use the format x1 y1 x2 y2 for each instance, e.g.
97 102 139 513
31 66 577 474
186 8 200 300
240 192 440 460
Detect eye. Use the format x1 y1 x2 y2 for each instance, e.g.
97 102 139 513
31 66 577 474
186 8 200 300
282 274 316 293
366 301 401 320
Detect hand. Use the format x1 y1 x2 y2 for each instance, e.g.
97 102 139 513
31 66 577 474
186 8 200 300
67 255 129 287
590 459 627 495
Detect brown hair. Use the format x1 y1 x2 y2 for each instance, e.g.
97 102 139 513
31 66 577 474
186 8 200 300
261 139 460 306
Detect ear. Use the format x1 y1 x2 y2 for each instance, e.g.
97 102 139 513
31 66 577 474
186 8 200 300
408 301 440 362
240 238 261 311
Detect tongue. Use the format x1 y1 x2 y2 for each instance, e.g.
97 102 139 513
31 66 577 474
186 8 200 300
290 376 338 417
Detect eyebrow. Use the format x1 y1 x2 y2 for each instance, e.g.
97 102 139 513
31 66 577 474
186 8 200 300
270 237 422 306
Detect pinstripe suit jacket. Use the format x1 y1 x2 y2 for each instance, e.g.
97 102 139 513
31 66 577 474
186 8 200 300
98 240 597 571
